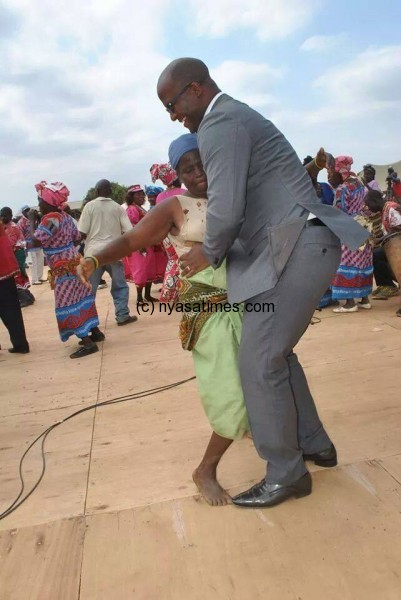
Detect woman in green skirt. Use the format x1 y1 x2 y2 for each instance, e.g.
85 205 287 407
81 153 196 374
79 134 248 506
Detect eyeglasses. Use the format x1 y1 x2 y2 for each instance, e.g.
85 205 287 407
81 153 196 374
165 82 195 114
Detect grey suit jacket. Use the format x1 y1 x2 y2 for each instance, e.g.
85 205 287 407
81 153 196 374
198 94 368 303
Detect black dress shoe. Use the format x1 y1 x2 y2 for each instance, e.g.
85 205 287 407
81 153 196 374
303 444 337 467
232 472 312 508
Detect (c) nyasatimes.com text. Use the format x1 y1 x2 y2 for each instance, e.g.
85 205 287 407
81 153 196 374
136 301 275 316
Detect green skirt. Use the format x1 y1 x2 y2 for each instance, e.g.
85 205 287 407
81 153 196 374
182 263 249 440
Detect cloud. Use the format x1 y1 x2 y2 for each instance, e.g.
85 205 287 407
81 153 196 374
271 46 401 168
313 46 401 107
0 1 21 39
0 0 181 207
188 0 322 41
0 0 289 210
300 33 345 52
211 61 284 108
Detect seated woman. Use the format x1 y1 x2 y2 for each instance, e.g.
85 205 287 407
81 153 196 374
365 190 401 317
79 135 249 506
29 181 104 359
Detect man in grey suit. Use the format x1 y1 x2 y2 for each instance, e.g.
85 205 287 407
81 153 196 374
157 58 368 508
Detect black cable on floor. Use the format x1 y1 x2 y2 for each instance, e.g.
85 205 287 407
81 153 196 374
0 376 196 521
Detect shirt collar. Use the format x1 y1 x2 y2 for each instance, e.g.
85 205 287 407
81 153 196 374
204 92 224 117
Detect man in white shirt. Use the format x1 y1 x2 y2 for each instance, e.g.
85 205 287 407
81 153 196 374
79 180 137 326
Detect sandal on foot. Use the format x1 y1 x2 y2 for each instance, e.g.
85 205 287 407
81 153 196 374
333 305 358 313
358 302 372 309
70 344 99 359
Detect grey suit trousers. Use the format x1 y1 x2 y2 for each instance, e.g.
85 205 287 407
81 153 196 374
238 224 341 485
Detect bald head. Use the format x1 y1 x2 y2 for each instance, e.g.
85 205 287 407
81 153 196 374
157 58 211 90
157 58 220 133
95 179 112 198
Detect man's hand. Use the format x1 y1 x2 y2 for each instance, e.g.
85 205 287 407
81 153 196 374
77 258 95 290
179 243 211 278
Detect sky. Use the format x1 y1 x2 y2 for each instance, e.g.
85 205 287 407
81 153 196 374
1 0 400 213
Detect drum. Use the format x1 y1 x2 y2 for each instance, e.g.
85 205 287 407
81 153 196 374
383 233 401 286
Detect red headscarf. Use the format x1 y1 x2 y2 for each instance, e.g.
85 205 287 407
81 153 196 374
334 156 354 180
150 163 178 187
35 181 70 210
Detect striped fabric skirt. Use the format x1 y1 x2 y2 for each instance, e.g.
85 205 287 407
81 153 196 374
331 243 373 299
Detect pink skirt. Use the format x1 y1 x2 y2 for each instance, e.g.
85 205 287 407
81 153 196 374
125 246 166 287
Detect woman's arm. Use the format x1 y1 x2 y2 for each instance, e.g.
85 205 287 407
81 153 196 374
78 197 183 283
305 148 327 179
27 210 42 248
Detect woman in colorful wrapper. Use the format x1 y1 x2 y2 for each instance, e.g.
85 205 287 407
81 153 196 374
79 136 249 506
150 163 186 303
365 190 401 317
29 181 103 359
328 156 373 313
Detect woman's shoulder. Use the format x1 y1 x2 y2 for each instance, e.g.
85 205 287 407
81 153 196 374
40 212 63 228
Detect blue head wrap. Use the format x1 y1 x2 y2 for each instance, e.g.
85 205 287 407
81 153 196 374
168 134 198 170
145 185 164 196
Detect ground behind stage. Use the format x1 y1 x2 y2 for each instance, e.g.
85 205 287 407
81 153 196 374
1 277 401 599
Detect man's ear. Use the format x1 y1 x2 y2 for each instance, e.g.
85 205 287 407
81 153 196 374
192 82 203 98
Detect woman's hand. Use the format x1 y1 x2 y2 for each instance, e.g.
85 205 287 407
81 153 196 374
77 258 95 290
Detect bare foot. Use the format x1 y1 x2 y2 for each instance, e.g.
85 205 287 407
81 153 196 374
192 468 232 506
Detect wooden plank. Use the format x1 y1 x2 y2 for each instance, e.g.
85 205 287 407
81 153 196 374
80 463 401 600
85 381 265 514
0 409 94 531
377 454 401 485
0 516 85 600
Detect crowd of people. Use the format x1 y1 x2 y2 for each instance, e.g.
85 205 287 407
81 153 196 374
1 57 401 508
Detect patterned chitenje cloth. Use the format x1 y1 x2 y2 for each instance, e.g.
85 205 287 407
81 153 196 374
331 176 374 299
34 211 99 341
382 201 401 236
3 222 31 290
150 163 177 187
368 211 384 247
160 238 180 303
35 181 70 210
48 256 80 290
14 248 31 290
177 277 227 351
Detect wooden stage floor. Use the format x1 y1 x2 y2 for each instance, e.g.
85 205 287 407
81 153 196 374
1 278 401 599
